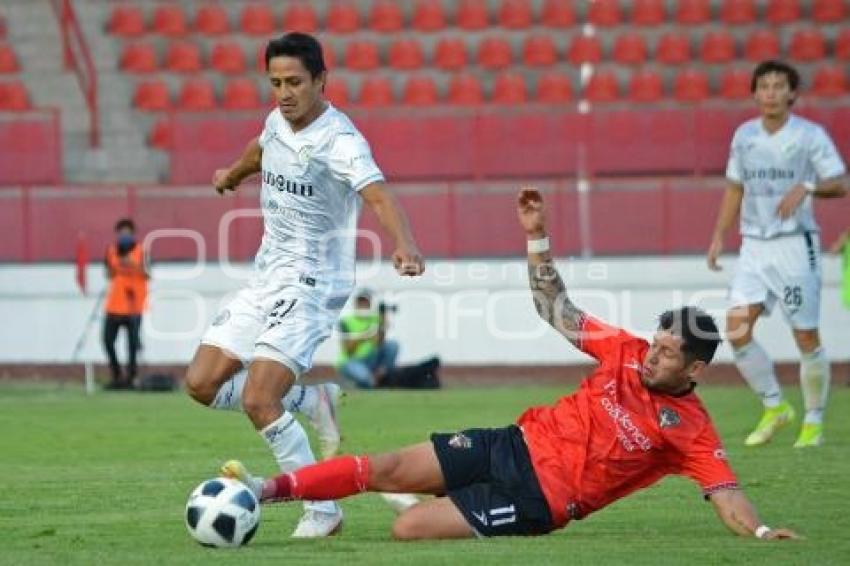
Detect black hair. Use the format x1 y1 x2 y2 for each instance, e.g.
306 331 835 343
658 307 720 365
264 32 326 77
114 218 135 232
751 60 800 103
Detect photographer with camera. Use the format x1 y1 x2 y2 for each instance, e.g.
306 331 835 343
336 289 399 388
336 289 440 389
102 218 149 390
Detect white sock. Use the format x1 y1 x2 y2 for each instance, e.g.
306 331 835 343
733 341 782 408
210 369 248 411
211 371 318 419
260 412 338 515
800 347 830 425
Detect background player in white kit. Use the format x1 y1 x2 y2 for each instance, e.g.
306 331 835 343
707 60 847 448
184 33 424 537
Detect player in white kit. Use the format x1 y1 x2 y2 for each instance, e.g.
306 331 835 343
707 60 847 448
184 33 424 537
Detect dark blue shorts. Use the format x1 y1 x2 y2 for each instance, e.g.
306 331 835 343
430 425 554 537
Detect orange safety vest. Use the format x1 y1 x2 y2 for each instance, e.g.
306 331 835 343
104 243 148 315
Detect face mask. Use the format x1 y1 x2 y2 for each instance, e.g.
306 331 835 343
118 234 135 247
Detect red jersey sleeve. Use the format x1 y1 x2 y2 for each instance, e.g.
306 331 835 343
678 420 739 499
578 314 640 362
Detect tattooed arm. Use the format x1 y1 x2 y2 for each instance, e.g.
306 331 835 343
517 187 585 348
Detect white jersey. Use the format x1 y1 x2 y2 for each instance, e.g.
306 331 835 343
254 104 384 298
725 114 846 239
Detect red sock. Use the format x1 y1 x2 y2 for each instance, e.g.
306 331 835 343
271 455 370 501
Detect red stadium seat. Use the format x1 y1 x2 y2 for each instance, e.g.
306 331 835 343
388 39 424 70
477 37 512 70
412 0 446 31
194 5 230 35
0 44 19 73
522 35 558 67
567 35 602 64
789 29 826 61
612 33 648 65
434 38 468 70
211 42 246 74
107 5 145 36
324 78 350 107
498 0 533 29
344 40 380 71
765 0 800 23
631 0 666 25
321 43 337 70
536 72 572 103
0 81 31 110
369 0 403 32
720 0 756 24
222 79 261 109
447 73 484 105
588 0 622 26
585 71 619 102
700 31 736 64
719 68 752 99
674 69 709 102
178 79 216 110
119 43 158 73
836 29 850 60
282 3 318 32
456 0 490 30
402 75 439 106
492 72 527 104
744 30 780 62
541 0 575 27
165 41 202 73
240 3 275 35
358 76 394 106
812 0 846 22
152 5 188 37
149 118 172 149
674 0 711 24
812 66 847 97
133 80 171 111
326 2 360 33
656 33 691 65
628 69 663 102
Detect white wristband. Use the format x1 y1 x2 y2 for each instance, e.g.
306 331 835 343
754 525 771 539
527 237 550 254
803 181 816 194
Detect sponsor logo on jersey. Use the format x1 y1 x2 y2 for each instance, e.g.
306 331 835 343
601 379 653 452
262 169 314 197
742 168 796 182
212 309 231 326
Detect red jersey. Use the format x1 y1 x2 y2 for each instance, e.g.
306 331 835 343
517 316 738 528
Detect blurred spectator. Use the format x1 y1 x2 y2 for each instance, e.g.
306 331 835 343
103 218 149 389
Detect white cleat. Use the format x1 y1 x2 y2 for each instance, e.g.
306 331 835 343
380 493 419 514
308 383 343 460
291 508 344 538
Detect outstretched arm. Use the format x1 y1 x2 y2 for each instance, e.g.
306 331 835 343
517 187 585 349
709 489 799 540
213 137 263 195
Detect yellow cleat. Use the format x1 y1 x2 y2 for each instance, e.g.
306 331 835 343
744 400 795 447
793 423 823 448
220 459 263 498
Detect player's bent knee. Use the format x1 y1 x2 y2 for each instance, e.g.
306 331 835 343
391 512 424 541
184 365 216 405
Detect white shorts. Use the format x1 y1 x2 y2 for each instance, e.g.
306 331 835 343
729 232 822 330
201 281 345 378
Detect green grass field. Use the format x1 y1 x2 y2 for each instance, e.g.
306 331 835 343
1 382 848 565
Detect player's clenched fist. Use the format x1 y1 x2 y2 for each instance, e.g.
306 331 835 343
213 168 236 195
517 186 547 237
393 244 425 276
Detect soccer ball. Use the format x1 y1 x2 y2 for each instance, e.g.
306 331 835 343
185 477 260 548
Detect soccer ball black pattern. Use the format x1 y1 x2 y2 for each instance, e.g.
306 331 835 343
185 477 260 548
